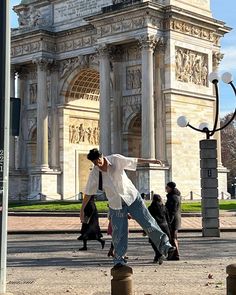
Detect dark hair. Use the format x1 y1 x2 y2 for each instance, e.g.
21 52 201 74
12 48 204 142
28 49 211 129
166 181 176 190
87 148 102 161
152 194 162 203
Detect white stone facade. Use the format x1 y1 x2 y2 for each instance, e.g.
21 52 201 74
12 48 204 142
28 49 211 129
10 0 230 200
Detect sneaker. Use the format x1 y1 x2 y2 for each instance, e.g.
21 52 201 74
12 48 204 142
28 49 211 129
114 263 125 269
168 256 180 261
166 246 176 259
101 240 105 249
79 247 87 251
158 256 164 265
107 248 114 257
153 255 159 263
153 255 164 265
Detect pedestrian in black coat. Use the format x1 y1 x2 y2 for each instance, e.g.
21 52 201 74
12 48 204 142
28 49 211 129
77 195 105 250
165 181 181 260
148 194 171 264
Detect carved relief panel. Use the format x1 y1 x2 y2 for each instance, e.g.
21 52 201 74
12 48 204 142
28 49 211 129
175 47 208 86
126 66 142 90
47 80 51 102
69 118 99 145
59 56 89 80
164 19 219 46
123 45 141 61
29 83 37 104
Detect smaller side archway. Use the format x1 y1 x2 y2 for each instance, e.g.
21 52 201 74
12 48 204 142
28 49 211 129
126 113 141 158
123 112 141 187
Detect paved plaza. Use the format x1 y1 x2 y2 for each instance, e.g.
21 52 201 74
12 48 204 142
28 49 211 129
6 232 236 295
5 214 236 294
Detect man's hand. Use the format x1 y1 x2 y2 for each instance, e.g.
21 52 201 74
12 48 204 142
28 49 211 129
80 194 91 223
138 158 163 166
153 159 163 166
149 159 163 166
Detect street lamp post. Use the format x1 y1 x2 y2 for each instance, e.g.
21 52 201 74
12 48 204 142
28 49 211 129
177 72 236 237
0 0 12 294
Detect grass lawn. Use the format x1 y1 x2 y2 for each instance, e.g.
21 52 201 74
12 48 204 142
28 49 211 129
8 200 108 213
8 199 236 213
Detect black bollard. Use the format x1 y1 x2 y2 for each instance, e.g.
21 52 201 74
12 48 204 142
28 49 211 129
111 265 133 295
226 264 236 295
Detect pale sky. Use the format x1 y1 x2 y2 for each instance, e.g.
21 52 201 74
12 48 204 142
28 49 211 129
210 0 236 116
10 0 236 116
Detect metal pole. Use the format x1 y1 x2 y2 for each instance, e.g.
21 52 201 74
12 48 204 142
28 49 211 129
209 81 220 137
0 0 11 293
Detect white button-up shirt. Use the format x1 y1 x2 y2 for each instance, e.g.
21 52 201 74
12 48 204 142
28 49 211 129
84 154 138 210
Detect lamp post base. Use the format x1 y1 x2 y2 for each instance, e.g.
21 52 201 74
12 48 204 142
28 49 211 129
202 228 220 237
200 139 220 237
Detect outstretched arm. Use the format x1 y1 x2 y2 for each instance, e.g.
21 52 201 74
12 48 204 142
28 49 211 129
80 194 92 223
137 158 163 166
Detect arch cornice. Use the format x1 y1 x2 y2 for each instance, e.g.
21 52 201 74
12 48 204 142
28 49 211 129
28 123 51 141
59 55 99 105
28 124 37 141
124 111 141 133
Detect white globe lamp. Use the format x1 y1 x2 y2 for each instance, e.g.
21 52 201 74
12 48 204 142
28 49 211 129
199 122 209 131
222 72 233 84
177 116 188 128
208 72 220 83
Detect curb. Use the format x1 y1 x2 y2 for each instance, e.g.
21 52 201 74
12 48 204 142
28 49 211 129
7 227 236 235
8 211 236 217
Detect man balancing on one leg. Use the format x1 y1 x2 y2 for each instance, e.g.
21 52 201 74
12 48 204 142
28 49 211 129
80 148 175 267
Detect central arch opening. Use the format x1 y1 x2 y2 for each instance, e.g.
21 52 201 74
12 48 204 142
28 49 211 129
67 68 100 102
64 68 100 197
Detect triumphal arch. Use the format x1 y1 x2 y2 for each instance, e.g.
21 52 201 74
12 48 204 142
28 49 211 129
10 0 230 200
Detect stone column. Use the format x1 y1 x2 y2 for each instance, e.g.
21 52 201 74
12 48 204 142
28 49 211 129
50 64 60 170
110 46 123 154
14 71 20 170
98 45 111 156
139 35 157 159
154 38 166 162
9 68 16 170
16 67 28 170
34 58 52 170
200 139 220 237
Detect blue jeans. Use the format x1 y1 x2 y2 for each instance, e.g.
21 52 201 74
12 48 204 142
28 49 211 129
109 194 172 265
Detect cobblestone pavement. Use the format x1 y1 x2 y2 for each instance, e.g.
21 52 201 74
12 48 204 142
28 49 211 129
5 232 236 295
7 215 236 232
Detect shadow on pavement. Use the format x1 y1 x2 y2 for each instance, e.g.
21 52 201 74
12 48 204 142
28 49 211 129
7 233 236 268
